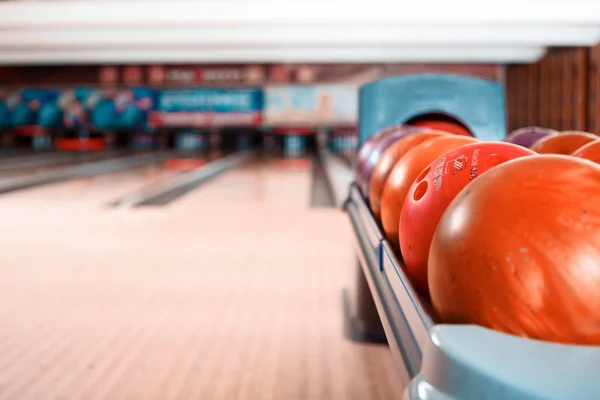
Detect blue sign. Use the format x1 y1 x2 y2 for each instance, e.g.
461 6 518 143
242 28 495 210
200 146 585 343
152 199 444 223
151 88 263 128
156 88 263 114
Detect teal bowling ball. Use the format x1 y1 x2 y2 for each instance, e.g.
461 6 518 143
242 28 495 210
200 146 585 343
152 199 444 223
119 103 146 129
0 102 8 128
10 102 36 126
73 87 95 103
91 99 118 130
38 101 63 127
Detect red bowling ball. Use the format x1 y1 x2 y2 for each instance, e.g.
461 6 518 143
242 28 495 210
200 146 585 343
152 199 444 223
380 135 479 248
411 119 472 137
530 131 597 155
429 155 600 345
572 139 600 164
399 142 536 295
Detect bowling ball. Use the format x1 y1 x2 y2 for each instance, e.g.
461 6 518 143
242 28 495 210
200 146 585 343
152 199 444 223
355 125 423 199
530 131 597 154
380 135 479 247
429 155 600 345
10 102 36 126
91 98 118 130
369 130 448 220
73 87 95 103
0 101 8 128
399 142 536 295
505 126 559 148
119 103 146 129
410 119 472 136
38 101 63 127
572 140 600 163
355 125 405 196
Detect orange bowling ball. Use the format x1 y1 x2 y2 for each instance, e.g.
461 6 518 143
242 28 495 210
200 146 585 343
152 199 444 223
380 135 479 247
429 155 600 345
411 119 472 137
572 139 600 164
530 131 597 154
399 142 536 295
369 130 448 220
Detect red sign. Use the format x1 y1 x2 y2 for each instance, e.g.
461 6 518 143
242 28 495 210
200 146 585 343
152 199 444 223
145 65 266 86
148 111 263 128
273 126 314 136
98 66 119 85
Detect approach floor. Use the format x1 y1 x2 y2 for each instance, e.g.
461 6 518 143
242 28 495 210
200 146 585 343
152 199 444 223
0 158 402 400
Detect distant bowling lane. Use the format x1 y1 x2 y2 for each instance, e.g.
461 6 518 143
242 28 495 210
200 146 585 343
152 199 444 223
171 156 313 209
0 163 181 208
0 156 402 399
0 151 230 208
0 150 132 180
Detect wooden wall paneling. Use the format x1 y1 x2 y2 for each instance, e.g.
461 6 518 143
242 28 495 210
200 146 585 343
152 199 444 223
514 65 524 130
518 65 529 130
547 53 556 128
527 63 540 126
586 45 600 134
554 52 564 130
505 65 515 132
574 47 590 130
558 51 568 130
505 65 520 132
563 50 575 130
574 48 589 132
587 46 598 134
550 53 556 129
546 53 556 129
539 56 550 128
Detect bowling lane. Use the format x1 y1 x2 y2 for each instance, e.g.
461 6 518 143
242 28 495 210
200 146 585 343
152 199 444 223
0 151 233 208
0 161 181 209
171 156 314 210
0 149 133 179
0 153 402 399
0 148 49 159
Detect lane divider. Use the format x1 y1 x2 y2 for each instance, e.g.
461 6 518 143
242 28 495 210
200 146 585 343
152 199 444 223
0 149 127 172
111 150 256 208
0 151 169 196
316 137 354 209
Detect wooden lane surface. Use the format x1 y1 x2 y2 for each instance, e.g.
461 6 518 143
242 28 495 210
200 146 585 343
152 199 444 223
0 164 181 209
0 159 403 400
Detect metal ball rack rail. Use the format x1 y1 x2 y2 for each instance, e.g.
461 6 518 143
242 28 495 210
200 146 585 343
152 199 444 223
342 177 600 400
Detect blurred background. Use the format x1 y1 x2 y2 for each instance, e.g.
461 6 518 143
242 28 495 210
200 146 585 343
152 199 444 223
0 1 599 399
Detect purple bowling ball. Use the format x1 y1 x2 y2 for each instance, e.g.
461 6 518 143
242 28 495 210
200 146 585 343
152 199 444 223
355 125 402 195
505 126 559 149
355 125 423 198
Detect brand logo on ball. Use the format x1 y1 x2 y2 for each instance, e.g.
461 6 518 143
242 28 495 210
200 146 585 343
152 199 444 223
445 155 468 174
469 148 481 180
432 157 445 191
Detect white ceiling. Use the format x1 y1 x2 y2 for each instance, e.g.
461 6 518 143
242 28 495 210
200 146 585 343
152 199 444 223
0 0 600 65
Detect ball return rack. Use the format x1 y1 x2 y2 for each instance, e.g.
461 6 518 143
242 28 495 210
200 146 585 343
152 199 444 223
343 183 600 400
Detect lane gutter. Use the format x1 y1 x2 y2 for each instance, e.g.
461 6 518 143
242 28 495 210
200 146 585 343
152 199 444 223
316 139 354 209
0 149 128 172
111 150 256 208
0 151 170 196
